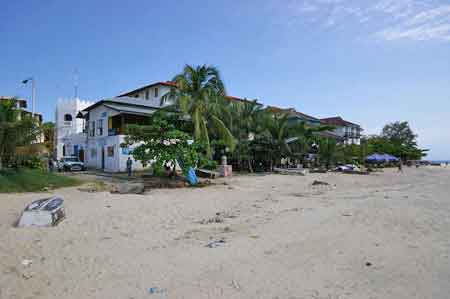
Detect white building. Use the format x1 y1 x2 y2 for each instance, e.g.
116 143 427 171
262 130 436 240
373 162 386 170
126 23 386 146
55 98 94 160
81 82 176 172
320 116 363 145
55 80 253 172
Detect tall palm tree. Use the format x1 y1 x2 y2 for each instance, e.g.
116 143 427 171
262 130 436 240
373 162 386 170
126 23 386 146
251 112 291 171
162 65 235 157
223 99 264 171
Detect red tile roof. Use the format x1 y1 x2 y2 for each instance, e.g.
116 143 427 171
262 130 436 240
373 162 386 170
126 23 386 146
320 116 360 128
266 106 320 122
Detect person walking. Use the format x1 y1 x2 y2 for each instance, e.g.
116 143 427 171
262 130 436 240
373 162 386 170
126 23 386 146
126 157 133 177
398 160 403 173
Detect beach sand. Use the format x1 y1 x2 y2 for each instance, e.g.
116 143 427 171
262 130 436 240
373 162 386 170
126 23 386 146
1 167 449 299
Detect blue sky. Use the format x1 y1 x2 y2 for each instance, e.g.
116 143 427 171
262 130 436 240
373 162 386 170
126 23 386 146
1 0 449 159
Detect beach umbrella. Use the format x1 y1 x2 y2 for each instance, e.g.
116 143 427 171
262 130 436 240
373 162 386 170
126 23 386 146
382 154 399 162
365 153 385 162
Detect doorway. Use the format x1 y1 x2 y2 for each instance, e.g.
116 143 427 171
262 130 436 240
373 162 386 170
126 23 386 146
101 147 105 169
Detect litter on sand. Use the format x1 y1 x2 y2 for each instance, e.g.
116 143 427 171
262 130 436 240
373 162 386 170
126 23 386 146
205 239 226 248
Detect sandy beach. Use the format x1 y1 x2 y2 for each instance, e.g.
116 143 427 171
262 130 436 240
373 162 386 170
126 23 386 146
1 167 450 299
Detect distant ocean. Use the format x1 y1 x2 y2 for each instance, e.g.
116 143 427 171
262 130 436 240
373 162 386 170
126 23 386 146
431 160 450 164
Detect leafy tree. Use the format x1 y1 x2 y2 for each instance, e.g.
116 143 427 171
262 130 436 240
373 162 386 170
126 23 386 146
0 99 40 169
123 111 203 175
367 121 427 161
162 65 235 157
382 121 417 148
42 122 55 156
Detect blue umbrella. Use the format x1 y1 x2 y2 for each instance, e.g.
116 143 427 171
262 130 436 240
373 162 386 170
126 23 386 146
365 153 386 162
382 154 399 162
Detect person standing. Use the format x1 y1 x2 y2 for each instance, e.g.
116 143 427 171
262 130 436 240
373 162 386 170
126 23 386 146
398 160 403 173
126 157 133 177
48 158 54 172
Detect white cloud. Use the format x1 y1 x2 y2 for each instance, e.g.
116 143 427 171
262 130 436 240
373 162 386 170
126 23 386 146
275 0 450 42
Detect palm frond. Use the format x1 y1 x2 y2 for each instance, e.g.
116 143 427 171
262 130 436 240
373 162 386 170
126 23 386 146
210 115 236 152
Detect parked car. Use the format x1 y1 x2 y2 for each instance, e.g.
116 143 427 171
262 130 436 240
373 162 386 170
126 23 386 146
57 156 85 172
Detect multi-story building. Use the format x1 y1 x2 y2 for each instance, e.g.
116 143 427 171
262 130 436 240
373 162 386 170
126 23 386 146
79 81 252 172
55 98 94 160
320 116 363 145
0 96 43 123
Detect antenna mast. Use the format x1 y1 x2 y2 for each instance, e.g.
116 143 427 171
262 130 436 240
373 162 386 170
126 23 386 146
73 68 79 99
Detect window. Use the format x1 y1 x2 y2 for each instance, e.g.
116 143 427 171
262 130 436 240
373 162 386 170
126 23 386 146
107 146 114 157
64 114 72 121
145 90 149 100
90 148 97 158
89 121 95 137
154 87 159 98
97 119 103 136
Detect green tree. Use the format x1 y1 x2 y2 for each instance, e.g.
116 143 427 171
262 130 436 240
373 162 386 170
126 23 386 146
251 113 291 171
382 121 417 148
0 99 40 169
163 65 235 157
123 111 202 175
220 99 264 172
367 121 427 161
42 122 55 156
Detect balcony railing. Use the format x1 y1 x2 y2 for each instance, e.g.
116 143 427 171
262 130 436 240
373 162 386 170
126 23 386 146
344 132 361 138
108 128 122 136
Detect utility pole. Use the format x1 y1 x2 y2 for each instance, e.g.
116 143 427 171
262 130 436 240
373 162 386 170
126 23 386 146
74 68 79 99
22 77 36 116
32 78 36 116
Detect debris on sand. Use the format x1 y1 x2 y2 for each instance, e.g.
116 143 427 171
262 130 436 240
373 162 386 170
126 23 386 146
21 259 33 267
199 215 224 224
231 280 241 291
148 287 167 295
205 239 226 248
312 180 330 186
78 181 108 193
273 167 306 176
110 182 145 194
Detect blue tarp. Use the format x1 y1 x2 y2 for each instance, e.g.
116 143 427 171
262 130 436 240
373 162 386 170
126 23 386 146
365 153 385 162
366 153 399 162
186 167 198 185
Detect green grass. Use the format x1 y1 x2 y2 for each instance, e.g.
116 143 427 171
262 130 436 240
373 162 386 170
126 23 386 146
0 169 82 193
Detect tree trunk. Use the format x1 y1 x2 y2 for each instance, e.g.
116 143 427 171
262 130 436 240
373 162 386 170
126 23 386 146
247 158 253 173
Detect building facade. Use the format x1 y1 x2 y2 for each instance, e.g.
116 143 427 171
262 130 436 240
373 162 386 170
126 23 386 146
320 117 363 145
55 98 94 160
80 82 175 172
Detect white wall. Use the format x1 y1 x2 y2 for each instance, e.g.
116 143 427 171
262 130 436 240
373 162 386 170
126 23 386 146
126 85 173 107
55 98 93 159
84 105 147 172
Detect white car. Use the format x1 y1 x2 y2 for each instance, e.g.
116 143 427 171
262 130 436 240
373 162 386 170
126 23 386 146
58 156 86 172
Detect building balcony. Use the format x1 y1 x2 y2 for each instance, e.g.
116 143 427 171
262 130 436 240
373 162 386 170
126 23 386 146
344 132 361 139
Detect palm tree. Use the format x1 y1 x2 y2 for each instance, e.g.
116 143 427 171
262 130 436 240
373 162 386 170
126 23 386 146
162 65 235 157
225 99 265 172
251 112 291 171
285 121 335 165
